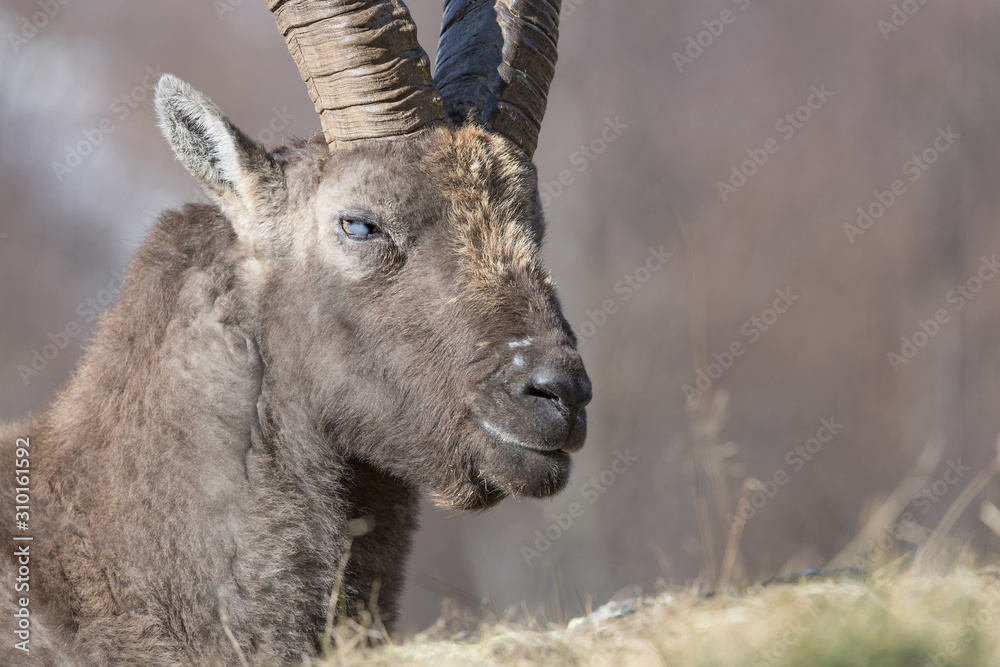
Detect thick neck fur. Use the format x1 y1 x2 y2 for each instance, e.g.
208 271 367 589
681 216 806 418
9 203 417 664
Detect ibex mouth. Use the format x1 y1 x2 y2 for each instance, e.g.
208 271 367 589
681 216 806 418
474 428 575 500
478 410 587 454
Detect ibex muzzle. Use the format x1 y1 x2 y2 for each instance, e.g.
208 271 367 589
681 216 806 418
477 336 592 454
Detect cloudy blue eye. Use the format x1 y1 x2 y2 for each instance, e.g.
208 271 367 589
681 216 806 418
341 219 379 238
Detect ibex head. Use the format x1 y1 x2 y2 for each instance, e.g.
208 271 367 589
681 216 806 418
154 0 590 510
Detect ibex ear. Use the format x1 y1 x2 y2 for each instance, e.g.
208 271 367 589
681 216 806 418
154 74 282 230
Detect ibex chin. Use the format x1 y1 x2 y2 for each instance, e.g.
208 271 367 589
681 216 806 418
1 0 590 663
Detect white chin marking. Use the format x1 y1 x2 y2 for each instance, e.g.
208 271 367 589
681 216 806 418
507 337 533 349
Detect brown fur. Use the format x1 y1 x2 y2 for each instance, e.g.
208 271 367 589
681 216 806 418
1 114 589 664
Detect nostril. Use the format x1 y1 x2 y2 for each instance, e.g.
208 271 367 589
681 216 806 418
523 384 560 403
520 371 592 417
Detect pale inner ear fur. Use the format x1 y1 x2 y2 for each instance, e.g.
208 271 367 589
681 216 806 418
155 74 244 195
155 74 283 243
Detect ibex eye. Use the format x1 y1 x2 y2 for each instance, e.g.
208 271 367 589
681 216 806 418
341 219 379 238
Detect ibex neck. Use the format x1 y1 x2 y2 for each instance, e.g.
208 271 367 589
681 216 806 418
36 204 353 659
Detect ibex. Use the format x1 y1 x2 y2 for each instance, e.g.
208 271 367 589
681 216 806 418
1 0 590 663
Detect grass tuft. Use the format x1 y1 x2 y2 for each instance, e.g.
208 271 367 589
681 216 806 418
313 566 1000 666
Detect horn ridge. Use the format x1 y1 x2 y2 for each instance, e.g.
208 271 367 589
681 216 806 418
267 0 446 145
435 0 561 156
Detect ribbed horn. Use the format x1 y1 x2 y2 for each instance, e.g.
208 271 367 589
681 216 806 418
266 0 446 145
433 0 561 157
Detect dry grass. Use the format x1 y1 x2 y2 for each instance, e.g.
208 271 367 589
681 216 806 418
314 566 1000 667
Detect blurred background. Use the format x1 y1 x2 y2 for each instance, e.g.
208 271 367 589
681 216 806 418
3 0 1000 633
